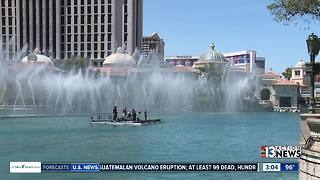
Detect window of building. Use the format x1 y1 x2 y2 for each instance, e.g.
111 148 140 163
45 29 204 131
74 45 78 51
74 17 78 24
61 7 64 15
94 6 98 13
87 34 91 41
88 44 91 50
124 5 127 14
108 24 111 32
81 44 84 51
94 43 98 50
94 15 98 23
61 16 65 24
101 34 105 41
107 33 111 40
61 26 64 33
81 16 84 24
88 17 91 24
94 52 98 58
61 35 65 42
101 6 105 13
81 34 85 41
108 14 112 23
108 5 111 13
101 43 104 50
67 35 71 42
74 35 78 42
87 6 91 14
74 7 78 14
295 70 300 76
81 26 84 33
67 44 71 51
100 25 104 32
67 7 71 14
94 34 98 41
67 16 71 24
67 26 71 33
107 43 111 50
124 15 127 23
94 25 98 32
101 52 105 58
81 0 84 5
81 6 84 14
101 15 105 23
87 25 91 33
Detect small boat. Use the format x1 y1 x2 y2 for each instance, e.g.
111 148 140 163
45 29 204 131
90 113 162 126
91 120 143 126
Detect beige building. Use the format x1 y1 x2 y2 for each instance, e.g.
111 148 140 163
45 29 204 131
259 71 299 111
142 32 164 61
0 0 143 66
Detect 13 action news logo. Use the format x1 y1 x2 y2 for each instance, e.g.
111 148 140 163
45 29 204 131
261 146 301 158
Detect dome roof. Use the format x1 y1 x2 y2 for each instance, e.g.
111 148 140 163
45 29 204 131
295 60 305 67
21 50 53 65
103 47 136 67
198 43 228 62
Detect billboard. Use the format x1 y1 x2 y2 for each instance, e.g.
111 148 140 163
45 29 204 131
225 54 250 64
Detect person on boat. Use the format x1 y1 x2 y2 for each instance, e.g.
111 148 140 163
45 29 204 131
127 112 131 120
122 107 127 119
132 109 137 122
113 106 118 121
138 112 141 121
144 110 147 121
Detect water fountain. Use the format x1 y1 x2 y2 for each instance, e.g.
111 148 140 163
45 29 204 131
0 44 259 116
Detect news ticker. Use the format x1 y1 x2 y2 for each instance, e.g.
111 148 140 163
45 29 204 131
9 162 299 173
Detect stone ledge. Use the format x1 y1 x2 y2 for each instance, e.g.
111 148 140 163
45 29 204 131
300 170 320 179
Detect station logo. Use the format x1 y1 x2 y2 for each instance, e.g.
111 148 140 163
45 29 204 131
260 146 301 158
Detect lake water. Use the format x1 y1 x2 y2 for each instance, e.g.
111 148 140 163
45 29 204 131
0 112 299 179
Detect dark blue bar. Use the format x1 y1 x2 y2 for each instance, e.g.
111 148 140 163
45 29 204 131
70 163 100 172
42 163 71 172
280 163 299 172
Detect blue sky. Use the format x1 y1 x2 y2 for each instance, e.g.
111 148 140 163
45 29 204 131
143 0 320 74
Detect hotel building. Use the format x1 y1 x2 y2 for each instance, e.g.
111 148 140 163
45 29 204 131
0 0 143 66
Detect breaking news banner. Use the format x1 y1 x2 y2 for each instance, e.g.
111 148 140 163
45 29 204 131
10 162 299 173
41 163 258 172
260 145 301 158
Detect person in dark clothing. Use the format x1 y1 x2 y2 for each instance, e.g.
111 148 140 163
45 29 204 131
132 109 137 122
144 110 147 121
113 106 118 121
122 107 127 119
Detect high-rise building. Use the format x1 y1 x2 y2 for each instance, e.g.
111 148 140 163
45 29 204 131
0 0 143 66
142 32 164 61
